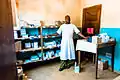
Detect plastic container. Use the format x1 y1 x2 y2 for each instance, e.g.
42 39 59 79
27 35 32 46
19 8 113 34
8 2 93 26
92 36 98 44
74 62 80 73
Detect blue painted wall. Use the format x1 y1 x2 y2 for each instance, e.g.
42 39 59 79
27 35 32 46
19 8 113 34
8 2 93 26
100 28 120 72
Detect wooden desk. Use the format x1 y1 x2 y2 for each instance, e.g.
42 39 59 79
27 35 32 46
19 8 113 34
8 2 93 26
76 40 116 79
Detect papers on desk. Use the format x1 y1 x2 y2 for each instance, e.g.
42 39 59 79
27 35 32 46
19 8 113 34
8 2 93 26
76 40 97 53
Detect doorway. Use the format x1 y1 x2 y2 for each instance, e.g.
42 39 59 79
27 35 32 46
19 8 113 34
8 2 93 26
82 4 102 36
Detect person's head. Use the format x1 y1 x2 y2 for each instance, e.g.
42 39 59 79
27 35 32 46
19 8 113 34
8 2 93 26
65 15 71 24
40 21 44 26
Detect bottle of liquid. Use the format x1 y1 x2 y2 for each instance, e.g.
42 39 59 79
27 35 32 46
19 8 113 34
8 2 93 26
74 62 80 73
74 62 77 67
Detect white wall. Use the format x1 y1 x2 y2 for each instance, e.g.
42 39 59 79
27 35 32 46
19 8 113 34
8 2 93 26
18 0 82 27
81 0 120 28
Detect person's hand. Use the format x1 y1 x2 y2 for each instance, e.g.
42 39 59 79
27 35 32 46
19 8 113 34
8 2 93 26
85 36 89 40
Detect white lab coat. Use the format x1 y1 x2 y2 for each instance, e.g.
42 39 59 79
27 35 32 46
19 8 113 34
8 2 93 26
57 24 80 60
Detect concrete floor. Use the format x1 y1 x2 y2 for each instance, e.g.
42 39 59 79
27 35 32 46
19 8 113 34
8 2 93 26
25 62 119 80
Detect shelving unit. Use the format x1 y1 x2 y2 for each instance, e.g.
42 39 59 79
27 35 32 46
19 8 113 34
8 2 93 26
14 26 61 65
99 55 111 66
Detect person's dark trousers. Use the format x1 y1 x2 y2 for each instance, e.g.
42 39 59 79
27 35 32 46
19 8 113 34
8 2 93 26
59 60 67 71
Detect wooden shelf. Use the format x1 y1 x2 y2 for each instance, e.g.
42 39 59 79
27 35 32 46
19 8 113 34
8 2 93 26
15 36 61 41
43 46 60 50
15 37 41 41
25 27 40 28
17 47 42 52
16 45 60 52
42 27 59 29
23 56 60 65
43 36 61 39
24 60 42 65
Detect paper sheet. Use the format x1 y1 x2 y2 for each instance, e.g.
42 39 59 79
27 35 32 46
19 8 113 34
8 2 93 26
76 40 97 53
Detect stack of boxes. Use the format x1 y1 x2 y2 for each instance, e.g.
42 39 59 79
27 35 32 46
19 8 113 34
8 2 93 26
98 58 108 70
15 41 22 52
91 33 110 44
91 36 102 44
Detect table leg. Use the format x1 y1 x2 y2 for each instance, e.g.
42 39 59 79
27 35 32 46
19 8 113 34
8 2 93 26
78 50 81 72
93 54 95 64
96 49 98 79
112 46 115 72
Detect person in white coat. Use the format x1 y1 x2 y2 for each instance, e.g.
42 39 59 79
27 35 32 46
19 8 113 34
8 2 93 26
47 15 88 71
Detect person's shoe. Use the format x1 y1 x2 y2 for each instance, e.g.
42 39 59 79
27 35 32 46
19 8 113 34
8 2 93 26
59 60 67 71
59 67 65 71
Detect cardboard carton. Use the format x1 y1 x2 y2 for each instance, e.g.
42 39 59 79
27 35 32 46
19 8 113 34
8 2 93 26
15 41 22 52
98 58 108 70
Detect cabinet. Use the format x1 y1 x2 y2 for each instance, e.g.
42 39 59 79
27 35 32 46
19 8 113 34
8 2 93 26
14 26 61 65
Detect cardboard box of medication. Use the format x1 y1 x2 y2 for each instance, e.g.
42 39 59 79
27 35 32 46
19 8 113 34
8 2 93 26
15 41 22 52
98 58 108 70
